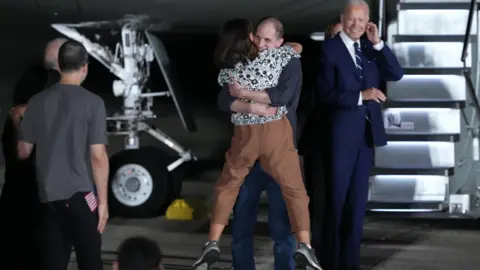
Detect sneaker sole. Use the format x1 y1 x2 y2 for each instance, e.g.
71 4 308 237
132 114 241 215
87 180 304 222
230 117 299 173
293 251 322 270
193 249 220 268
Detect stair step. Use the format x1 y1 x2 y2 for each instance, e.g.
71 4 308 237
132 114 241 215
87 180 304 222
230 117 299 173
375 141 455 169
368 174 449 205
372 168 454 176
388 74 466 102
393 35 476 42
402 68 469 75
386 134 460 142
399 2 478 10
383 108 460 136
386 101 465 109
367 202 446 212
393 42 471 69
398 9 476 35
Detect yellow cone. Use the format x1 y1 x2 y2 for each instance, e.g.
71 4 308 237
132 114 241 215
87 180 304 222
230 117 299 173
165 199 194 220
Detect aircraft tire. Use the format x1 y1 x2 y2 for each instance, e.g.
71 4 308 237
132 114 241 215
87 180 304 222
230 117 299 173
108 146 177 218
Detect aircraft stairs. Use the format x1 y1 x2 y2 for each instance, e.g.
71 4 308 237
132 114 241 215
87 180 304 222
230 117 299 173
367 0 480 218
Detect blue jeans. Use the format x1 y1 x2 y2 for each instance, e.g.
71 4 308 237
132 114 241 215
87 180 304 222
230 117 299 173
230 162 295 270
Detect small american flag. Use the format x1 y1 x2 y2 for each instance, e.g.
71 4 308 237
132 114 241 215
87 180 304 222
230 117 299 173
85 191 98 212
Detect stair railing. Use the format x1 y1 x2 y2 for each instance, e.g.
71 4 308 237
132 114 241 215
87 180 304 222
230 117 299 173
378 0 386 39
462 0 480 122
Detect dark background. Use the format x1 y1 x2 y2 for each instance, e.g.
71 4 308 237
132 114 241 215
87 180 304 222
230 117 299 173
0 0 392 166
80 32 323 114
0 28 324 167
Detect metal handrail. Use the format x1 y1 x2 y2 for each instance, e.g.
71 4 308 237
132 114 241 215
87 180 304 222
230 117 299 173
462 0 480 124
378 0 385 39
462 0 476 63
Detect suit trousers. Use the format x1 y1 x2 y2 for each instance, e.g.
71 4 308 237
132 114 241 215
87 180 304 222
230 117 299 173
322 119 374 268
303 153 328 260
211 116 310 232
0 172 42 270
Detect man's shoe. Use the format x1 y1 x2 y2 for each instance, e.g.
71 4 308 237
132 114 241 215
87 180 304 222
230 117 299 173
293 243 322 270
192 241 220 269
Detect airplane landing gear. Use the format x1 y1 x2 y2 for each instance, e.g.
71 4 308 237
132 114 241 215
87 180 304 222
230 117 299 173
52 19 197 217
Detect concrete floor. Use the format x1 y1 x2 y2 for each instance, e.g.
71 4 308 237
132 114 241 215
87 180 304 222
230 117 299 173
1 167 480 269
58 169 480 270
71 218 480 270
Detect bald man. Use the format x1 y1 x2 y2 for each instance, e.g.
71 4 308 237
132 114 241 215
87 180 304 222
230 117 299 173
44 37 67 86
0 37 66 269
216 17 302 270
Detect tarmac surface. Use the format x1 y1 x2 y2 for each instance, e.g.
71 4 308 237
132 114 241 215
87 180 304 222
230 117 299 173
55 169 480 270
1 168 480 270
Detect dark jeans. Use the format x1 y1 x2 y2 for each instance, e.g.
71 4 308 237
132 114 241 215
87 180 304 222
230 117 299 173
40 191 103 270
230 162 295 270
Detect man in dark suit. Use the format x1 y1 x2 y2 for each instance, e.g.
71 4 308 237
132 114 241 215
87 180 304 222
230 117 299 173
0 37 65 269
315 1 403 269
298 15 342 262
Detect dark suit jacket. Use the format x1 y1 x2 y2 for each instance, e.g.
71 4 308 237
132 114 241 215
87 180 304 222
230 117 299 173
0 65 60 211
299 34 403 156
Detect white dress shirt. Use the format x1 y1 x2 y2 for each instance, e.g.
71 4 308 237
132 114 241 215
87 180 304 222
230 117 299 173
339 31 385 105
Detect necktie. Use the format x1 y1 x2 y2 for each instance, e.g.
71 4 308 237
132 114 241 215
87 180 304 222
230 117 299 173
353 42 363 80
354 42 369 120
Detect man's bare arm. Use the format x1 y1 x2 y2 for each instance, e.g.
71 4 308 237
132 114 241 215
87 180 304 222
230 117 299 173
89 102 109 205
90 144 109 205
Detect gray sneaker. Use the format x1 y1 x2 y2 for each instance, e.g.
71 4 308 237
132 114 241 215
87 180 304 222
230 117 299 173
192 241 220 269
293 243 322 270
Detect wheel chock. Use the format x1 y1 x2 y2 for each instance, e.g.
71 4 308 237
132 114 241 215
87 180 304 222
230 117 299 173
165 199 194 220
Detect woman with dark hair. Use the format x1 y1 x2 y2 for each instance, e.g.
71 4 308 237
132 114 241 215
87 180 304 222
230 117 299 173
193 19 321 270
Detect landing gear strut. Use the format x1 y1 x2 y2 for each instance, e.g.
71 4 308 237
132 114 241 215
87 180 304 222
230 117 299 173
52 18 197 217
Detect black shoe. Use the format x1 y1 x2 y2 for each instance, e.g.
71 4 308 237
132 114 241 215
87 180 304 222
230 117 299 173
192 241 220 269
293 243 322 270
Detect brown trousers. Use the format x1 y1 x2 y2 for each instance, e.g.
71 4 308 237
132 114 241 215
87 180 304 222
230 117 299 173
211 116 310 232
